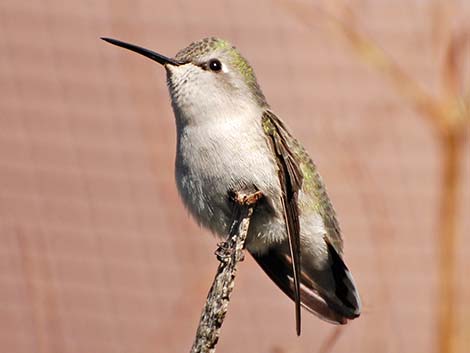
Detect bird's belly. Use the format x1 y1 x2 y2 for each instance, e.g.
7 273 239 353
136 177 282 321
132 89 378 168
175 124 286 250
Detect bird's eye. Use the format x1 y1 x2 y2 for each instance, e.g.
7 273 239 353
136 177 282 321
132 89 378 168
208 59 222 72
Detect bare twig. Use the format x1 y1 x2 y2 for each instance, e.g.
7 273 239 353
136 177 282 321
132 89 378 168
190 191 263 353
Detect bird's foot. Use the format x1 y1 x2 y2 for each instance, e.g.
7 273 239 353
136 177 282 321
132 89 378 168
233 190 263 206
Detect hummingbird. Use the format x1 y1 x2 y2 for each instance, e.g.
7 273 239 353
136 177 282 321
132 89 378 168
101 36 361 335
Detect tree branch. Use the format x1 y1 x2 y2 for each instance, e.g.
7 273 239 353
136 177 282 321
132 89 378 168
190 191 263 353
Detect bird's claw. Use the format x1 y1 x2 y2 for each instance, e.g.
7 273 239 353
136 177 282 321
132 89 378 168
232 190 263 206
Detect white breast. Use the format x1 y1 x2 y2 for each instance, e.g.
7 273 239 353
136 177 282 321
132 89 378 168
177 112 277 211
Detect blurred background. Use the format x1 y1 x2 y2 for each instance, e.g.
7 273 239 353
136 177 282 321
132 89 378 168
0 0 469 352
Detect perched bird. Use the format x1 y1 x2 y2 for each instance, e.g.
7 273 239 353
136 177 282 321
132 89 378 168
102 37 361 335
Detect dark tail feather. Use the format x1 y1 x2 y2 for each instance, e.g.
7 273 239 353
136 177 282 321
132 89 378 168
323 238 362 319
251 241 361 325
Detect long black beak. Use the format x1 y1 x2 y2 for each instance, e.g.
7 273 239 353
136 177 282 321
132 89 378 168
101 37 181 66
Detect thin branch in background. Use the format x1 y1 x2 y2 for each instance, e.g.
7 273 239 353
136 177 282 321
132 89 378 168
275 2 469 353
437 130 463 353
275 0 450 135
442 31 470 113
190 191 262 353
431 0 454 59
437 27 469 353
